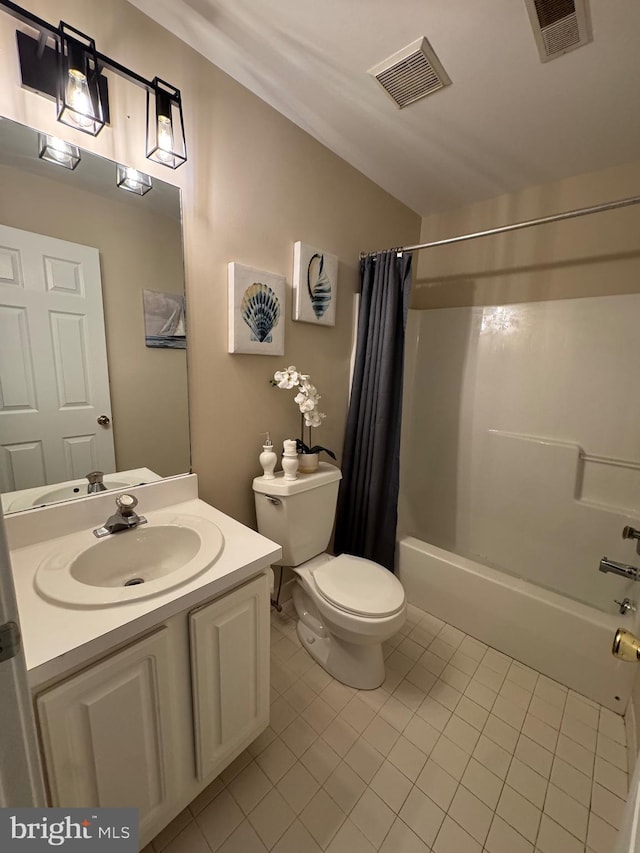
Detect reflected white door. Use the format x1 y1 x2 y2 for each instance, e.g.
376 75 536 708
0 225 115 492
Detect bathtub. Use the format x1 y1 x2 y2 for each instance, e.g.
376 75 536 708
397 536 638 715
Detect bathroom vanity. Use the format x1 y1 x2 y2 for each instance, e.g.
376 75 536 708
5 474 281 848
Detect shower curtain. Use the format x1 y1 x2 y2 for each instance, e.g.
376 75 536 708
334 250 413 571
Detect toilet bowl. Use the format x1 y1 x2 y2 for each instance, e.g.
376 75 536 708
291 553 406 689
252 462 406 689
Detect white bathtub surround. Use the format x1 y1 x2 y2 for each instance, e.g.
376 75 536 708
398 536 637 714
149 601 627 853
400 296 640 615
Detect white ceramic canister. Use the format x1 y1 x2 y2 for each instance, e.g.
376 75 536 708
282 439 299 480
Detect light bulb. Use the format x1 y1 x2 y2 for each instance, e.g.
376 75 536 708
124 168 141 190
156 114 174 164
65 69 92 128
116 164 152 195
48 137 71 163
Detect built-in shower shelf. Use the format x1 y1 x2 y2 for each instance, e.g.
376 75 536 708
469 429 640 607
488 430 640 516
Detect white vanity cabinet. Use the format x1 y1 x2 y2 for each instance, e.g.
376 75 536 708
34 573 270 845
36 627 179 840
190 574 270 781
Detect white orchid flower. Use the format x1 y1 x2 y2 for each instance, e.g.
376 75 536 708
273 366 299 389
304 410 325 428
272 365 335 459
293 391 310 408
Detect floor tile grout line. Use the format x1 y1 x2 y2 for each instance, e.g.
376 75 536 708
326 605 617 836
273 608 621 850
152 605 630 853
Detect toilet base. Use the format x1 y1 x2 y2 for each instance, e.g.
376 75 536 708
292 585 385 690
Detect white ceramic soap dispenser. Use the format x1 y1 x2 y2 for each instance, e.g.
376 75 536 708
259 433 277 479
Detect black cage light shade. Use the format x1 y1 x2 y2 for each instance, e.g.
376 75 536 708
116 163 152 195
38 132 81 170
146 78 187 170
56 23 105 136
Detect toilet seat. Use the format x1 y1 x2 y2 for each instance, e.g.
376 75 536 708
310 554 405 618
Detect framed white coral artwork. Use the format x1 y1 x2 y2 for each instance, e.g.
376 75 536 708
228 262 285 355
292 241 337 327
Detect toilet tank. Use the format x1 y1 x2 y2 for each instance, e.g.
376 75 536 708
253 462 342 566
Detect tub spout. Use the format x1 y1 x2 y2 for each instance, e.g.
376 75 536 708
599 557 640 581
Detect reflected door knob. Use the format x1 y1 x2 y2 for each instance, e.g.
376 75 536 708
97 415 111 426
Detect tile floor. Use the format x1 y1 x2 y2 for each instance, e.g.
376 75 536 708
147 602 629 853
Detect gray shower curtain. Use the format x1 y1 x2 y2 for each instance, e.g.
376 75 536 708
334 250 413 571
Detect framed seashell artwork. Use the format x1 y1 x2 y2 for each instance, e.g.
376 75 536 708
228 262 286 355
292 241 337 327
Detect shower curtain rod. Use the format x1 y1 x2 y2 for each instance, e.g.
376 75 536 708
359 193 640 259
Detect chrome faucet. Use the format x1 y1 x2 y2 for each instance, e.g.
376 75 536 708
93 494 147 538
86 470 107 494
599 557 640 581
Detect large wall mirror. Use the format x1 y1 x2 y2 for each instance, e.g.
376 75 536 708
0 117 190 513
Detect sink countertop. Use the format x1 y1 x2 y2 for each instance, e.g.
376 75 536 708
7 476 281 688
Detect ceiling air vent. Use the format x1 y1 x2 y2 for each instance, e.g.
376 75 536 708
524 0 592 62
368 37 451 109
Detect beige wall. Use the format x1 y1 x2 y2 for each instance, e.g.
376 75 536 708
0 0 420 526
0 163 189 479
414 158 640 309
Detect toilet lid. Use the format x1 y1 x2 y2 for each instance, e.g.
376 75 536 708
311 554 405 618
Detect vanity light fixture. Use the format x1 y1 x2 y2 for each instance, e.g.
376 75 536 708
116 164 152 196
3 1 187 167
146 78 187 170
37 132 80 170
56 23 105 136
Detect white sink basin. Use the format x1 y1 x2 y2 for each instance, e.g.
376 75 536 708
1 467 162 513
34 480 131 506
34 512 224 606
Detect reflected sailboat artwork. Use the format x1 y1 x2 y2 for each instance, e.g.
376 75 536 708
143 289 187 348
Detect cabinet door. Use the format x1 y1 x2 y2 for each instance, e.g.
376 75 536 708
190 574 269 781
37 628 177 838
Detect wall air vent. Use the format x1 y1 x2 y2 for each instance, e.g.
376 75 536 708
368 37 451 109
524 0 592 62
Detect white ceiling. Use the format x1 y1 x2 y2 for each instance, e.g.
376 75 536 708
129 0 640 216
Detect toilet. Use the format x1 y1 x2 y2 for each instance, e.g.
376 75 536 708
253 462 406 689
